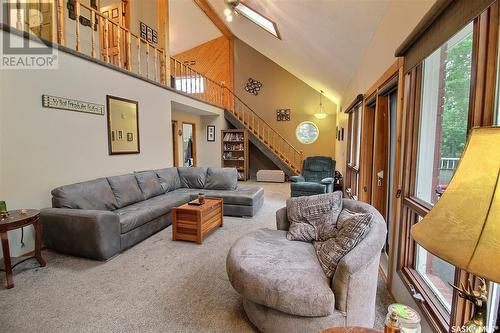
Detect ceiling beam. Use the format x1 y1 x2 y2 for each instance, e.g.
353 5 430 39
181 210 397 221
193 0 233 38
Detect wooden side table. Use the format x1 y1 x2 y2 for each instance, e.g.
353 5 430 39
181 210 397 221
0 209 46 289
172 198 223 244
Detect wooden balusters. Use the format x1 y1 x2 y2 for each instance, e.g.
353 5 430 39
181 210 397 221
104 17 110 63
56 0 65 45
126 31 132 71
154 49 158 82
75 0 81 51
116 26 122 67
146 43 150 79
137 41 141 75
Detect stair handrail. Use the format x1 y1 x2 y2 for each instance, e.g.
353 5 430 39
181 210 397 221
222 85 304 164
169 57 304 171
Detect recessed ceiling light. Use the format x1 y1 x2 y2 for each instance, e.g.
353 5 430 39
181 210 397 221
234 2 281 39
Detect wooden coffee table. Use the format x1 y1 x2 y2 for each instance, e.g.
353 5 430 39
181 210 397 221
172 198 223 244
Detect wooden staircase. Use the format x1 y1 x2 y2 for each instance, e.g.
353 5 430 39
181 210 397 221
221 88 303 176
169 58 304 176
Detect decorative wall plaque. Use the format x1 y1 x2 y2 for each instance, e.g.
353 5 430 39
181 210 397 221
276 109 291 121
42 95 104 115
245 78 262 96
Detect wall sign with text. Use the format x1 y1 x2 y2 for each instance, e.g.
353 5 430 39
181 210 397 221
42 95 104 115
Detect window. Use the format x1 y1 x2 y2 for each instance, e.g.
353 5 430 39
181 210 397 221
234 2 280 39
295 121 319 144
175 76 204 94
345 101 362 198
415 23 473 205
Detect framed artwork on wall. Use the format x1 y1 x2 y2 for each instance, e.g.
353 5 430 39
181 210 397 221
276 109 291 121
207 125 215 142
106 95 140 155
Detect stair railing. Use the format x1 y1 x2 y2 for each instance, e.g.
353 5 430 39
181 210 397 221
222 86 304 173
169 58 303 173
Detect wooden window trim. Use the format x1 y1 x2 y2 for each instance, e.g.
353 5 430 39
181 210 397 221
397 3 499 332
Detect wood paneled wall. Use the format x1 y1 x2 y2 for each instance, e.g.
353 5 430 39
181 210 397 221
173 36 233 90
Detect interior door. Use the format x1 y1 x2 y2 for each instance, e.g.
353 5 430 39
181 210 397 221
100 2 127 67
371 95 390 219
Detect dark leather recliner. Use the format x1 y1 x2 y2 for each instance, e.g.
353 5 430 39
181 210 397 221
290 156 336 197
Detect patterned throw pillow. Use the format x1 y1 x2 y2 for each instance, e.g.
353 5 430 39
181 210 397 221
286 191 343 242
314 209 373 278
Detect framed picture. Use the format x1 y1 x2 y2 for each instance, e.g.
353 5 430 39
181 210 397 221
207 125 215 142
107 95 140 155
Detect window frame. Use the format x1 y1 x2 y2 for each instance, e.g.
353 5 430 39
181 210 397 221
345 95 363 198
397 3 499 332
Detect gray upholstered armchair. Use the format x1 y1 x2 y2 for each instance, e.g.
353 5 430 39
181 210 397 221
290 156 336 197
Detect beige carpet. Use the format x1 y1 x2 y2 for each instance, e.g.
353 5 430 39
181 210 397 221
0 182 392 333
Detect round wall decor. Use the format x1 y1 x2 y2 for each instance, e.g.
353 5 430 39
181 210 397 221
295 121 319 144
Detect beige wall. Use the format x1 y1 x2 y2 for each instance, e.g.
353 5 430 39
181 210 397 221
234 38 338 159
171 108 225 168
0 32 224 258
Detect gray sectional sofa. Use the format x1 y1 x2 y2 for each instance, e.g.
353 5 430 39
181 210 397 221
41 167 264 260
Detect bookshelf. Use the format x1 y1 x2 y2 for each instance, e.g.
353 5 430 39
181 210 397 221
221 129 248 181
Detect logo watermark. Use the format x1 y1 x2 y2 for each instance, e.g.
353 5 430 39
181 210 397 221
1 1 58 69
451 325 499 333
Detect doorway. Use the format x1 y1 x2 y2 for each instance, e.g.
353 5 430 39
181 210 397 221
182 122 196 167
100 0 130 68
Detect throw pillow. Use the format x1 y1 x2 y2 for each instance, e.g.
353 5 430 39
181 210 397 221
286 191 343 242
313 209 373 278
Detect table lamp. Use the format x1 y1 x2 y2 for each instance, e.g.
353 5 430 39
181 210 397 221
411 127 500 333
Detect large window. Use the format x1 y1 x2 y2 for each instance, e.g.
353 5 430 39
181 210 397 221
398 20 485 332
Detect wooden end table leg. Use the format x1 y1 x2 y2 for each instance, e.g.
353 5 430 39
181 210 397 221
33 219 46 267
0 231 14 289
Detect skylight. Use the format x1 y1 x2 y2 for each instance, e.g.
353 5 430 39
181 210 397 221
234 3 281 39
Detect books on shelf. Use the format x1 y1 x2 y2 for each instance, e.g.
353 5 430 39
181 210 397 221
224 143 244 151
223 132 244 142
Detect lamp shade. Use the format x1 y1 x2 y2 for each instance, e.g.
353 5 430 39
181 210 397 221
411 127 500 283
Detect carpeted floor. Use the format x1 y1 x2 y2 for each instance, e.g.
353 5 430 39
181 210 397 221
0 182 392 333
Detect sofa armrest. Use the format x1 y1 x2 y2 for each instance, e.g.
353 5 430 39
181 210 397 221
289 175 305 183
41 208 121 261
275 207 290 231
320 177 334 184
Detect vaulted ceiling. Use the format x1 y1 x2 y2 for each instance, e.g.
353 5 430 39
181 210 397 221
171 0 434 105
169 0 222 55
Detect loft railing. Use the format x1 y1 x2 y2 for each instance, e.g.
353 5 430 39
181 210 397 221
7 0 303 173
222 86 304 173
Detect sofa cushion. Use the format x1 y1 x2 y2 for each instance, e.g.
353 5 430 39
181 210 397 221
135 171 163 199
107 174 144 208
174 186 264 206
286 192 342 242
155 167 181 192
178 167 207 188
204 167 238 190
51 178 118 210
116 192 191 233
314 209 374 278
226 228 335 317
